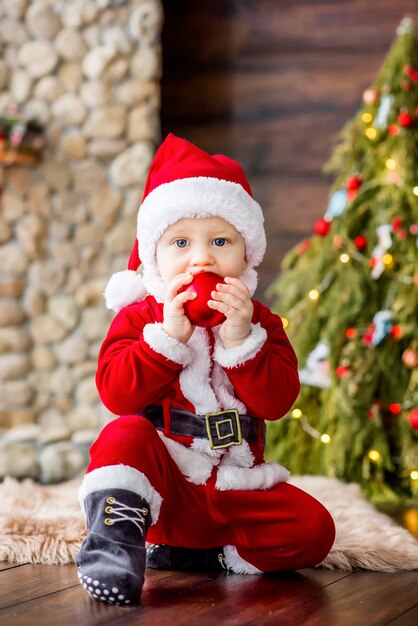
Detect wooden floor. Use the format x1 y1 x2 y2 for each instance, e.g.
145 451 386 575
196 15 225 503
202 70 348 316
1 507 417 626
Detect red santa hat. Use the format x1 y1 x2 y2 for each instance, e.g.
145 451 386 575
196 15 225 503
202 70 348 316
105 133 266 311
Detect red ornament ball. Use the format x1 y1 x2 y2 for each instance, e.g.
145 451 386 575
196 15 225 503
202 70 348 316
398 112 414 128
408 409 418 429
389 403 402 415
314 218 331 237
346 174 363 191
336 365 350 378
403 348 418 369
354 235 367 250
388 124 399 135
346 328 357 339
404 65 418 82
180 271 226 328
392 216 403 231
391 325 403 339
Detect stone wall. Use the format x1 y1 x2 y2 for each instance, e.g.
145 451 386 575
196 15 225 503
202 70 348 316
0 0 162 482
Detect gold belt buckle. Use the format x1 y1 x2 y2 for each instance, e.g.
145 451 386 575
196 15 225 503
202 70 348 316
205 409 242 450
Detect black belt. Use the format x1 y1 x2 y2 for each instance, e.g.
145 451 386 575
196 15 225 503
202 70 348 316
142 406 265 450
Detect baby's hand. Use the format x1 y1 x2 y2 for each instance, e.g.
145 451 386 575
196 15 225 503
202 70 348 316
161 273 197 343
208 277 253 348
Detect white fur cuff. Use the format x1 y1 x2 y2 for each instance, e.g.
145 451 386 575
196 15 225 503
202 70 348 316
213 323 267 368
78 464 163 524
143 323 194 366
223 545 262 574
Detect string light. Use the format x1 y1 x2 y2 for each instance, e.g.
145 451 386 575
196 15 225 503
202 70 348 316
308 288 320 301
320 434 331 444
362 113 372 123
365 128 377 139
413 186 418 196
411 470 418 481
281 317 289 329
385 158 397 170
368 450 381 462
292 409 302 418
383 253 393 265
339 253 350 263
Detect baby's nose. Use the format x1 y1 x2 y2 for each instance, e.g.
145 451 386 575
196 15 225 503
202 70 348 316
190 245 214 266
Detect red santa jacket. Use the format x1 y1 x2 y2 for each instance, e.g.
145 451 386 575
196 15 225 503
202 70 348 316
96 295 300 490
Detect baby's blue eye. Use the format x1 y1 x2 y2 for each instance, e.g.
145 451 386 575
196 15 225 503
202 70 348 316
174 239 188 248
213 238 227 246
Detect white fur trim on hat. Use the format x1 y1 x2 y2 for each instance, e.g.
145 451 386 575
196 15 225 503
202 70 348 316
104 269 147 312
138 177 266 266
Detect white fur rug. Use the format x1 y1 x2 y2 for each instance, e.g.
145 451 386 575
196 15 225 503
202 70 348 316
0 475 417 571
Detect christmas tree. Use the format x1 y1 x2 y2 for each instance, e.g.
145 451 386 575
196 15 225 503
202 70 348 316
266 17 418 503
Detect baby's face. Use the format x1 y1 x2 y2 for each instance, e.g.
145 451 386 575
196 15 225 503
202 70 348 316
156 216 247 285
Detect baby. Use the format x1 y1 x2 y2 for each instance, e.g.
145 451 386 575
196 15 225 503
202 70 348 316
76 134 335 606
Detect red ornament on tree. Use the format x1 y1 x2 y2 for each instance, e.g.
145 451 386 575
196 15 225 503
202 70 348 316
314 218 331 237
388 124 399 135
346 174 363 191
402 348 418 369
398 112 414 127
363 324 375 345
354 235 367 250
404 65 418 82
392 216 402 231
180 272 226 328
408 409 418 429
336 365 350 378
391 325 403 339
389 403 402 415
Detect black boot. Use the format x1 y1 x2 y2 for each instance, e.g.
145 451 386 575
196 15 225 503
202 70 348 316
146 544 228 572
76 488 151 606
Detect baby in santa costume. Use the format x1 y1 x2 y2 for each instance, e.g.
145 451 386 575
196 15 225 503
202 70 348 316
76 134 336 606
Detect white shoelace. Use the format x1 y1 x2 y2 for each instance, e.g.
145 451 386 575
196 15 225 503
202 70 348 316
104 496 149 535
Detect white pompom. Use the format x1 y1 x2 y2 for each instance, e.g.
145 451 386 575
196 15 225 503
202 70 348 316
104 270 147 312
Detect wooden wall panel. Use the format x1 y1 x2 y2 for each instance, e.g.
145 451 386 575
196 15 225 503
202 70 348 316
161 0 418 303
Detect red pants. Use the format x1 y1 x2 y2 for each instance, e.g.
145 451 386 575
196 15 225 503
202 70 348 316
86 415 335 573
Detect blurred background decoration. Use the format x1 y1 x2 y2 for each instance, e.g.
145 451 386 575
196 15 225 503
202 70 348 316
266 18 418 503
0 109 45 165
